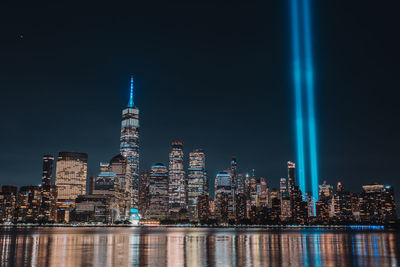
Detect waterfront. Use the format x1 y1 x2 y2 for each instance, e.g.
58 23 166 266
0 228 399 266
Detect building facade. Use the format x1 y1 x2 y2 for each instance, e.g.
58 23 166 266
109 154 132 220
168 141 186 215
120 76 140 209
360 183 396 224
39 154 57 222
214 171 234 222
55 152 88 204
17 186 42 222
0 185 18 223
146 163 169 220
187 149 206 221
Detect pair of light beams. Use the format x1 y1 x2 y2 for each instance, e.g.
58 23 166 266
290 0 319 207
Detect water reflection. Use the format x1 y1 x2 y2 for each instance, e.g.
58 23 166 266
0 228 398 267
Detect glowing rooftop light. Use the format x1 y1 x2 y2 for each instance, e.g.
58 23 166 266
128 75 134 108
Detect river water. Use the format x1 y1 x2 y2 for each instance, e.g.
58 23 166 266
0 227 398 266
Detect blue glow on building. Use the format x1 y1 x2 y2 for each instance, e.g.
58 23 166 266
290 0 306 196
128 75 134 108
130 208 139 213
302 0 319 205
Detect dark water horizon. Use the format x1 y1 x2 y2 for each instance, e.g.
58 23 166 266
0 227 399 266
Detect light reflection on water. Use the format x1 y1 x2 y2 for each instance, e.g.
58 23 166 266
0 227 398 267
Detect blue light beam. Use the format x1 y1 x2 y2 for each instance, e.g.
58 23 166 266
302 0 319 205
290 0 306 196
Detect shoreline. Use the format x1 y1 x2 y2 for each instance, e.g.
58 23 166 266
0 224 393 230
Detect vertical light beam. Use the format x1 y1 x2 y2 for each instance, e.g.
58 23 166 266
128 75 134 108
302 0 319 205
290 0 306 196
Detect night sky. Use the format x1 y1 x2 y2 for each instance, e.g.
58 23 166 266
1 1 399 198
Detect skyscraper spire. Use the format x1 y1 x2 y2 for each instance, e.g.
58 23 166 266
128 75 134 108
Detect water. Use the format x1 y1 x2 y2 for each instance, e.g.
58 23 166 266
0 227 399 266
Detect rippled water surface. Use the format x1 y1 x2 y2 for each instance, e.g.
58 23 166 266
0 227 399 266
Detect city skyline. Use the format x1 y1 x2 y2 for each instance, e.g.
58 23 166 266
0 75 398 199
1 1 399 201
1 1 400 266
1 73 396 225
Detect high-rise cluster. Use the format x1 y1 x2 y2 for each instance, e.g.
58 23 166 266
0 76 397 225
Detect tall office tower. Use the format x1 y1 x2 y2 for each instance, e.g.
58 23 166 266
55 152 88 204
168 141 186 214
197 195 210 222
236 173 244 194
0 185 18 223
334 184 354 223
235 192 247 221
317 181 335 221
269 188 281 222
139 171 150 215
187 149 206 221
244 173 250 199
109 154 131 220
360 183 397 224
280 177 291 222
39 155 57 222
258 178 269 207
214 171 234 222
147 163 169 220
305 193 315 217
120 76 140 209
291 185 308 224
315 199 330 222
230 157 238 189
203 170 209 195
319 181 334 199
17 186 42 222
280 178 288 197
247 175 258 221
42 155 54 189
280 198 292 222
287 161 295 193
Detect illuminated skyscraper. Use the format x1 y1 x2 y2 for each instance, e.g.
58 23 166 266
55 152 88 204
214 171 234 222
0 185 18 223
280 178 288 197
316 181 335 222
236 173 244 194
334 183 355 222
147 163 169 220
145 163 168 220
168 141 186 214
120 76 140 209
42 155 54 189
360 183 397 224
187 149 206 221
230 157 238 189
39 155 57 222
139 171 150 215
17 186 42 222
287 161 295 192
319 181 334 199
109 154 131 220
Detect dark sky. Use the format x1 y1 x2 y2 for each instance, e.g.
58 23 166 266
1 1 399 198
